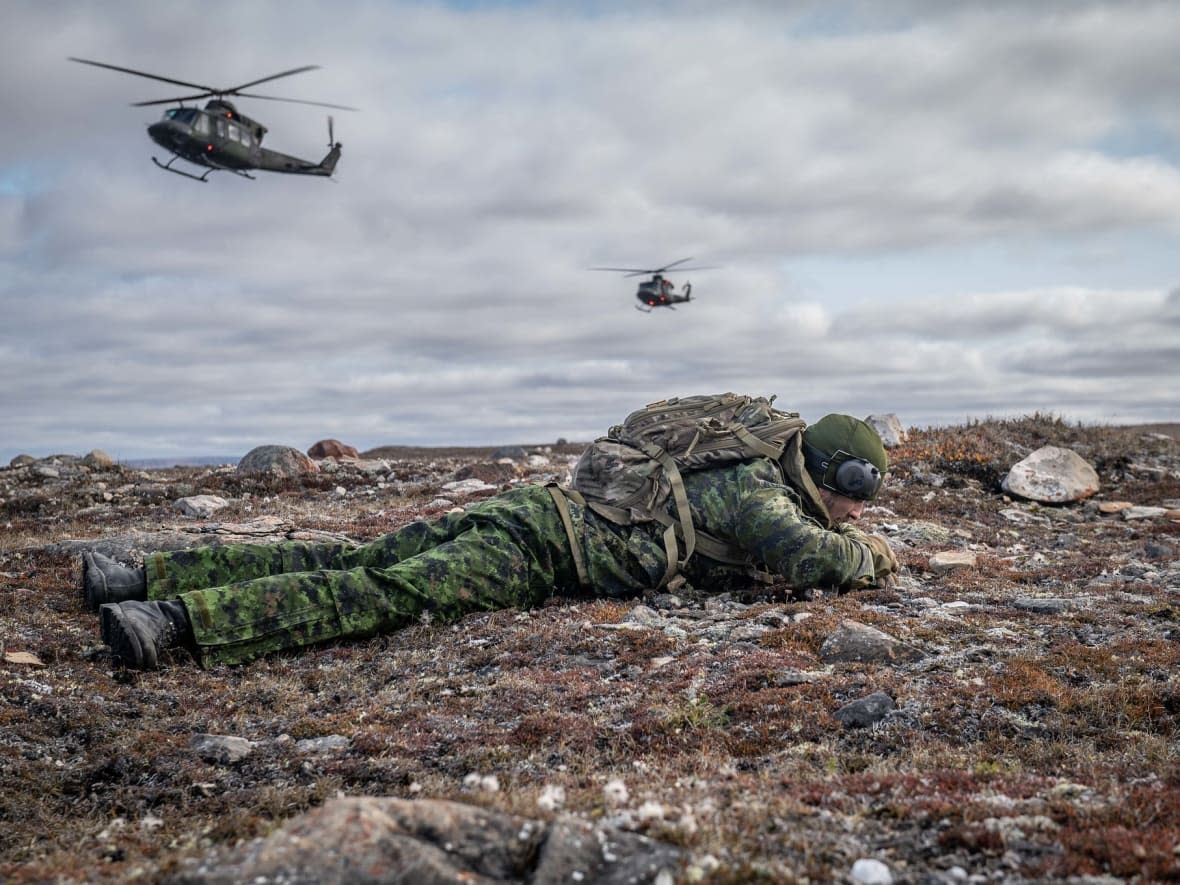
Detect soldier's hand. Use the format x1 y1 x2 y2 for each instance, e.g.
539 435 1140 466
863 534 898 582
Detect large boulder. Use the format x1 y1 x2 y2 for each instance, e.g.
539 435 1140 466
176 796 681 884
82 449 115 469
308 439 360 460
1001 446 1099 503
864 414 907 448
237 445 319 478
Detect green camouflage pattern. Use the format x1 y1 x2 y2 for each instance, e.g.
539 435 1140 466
150 460 875 666
677 458 875 591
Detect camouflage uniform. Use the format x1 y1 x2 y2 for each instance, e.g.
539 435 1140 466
150 459 875 666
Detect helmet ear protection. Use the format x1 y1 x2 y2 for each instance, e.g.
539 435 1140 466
803 442 883 502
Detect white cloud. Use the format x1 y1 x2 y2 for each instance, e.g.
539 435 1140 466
1 0 1178 460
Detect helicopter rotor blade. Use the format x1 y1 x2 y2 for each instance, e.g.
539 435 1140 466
328 115 335 146
132 93 219 107
232 92 359 111
69 57 217 93
591 262 718 276
71 58 357 110
221 65 322 93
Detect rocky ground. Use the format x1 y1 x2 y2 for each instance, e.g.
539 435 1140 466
2 416 1179 883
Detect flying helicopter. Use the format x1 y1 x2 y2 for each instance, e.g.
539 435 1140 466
591 257 716 312
68 56 356 182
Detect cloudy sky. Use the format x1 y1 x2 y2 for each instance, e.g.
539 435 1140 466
2 0 1178 462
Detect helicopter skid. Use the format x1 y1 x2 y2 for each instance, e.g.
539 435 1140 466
152 154 256 181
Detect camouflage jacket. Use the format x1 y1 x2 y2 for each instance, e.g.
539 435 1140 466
576 457 876 596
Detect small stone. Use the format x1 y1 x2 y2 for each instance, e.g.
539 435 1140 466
174 495 229 518
834 691 895 729
294 735 351 754
190 733 256 764
1122 506 1168 520
1013 597 1071 614
929 551 977 574
1098 501 1134 514
819 620 925 665
850 857 893 884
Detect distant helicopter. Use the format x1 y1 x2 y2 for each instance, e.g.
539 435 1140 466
69 57 356 182
591 257 716 312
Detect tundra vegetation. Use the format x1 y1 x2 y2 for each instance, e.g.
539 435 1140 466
1 415 1178 882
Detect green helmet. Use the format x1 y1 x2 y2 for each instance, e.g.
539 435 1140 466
802 414 887 501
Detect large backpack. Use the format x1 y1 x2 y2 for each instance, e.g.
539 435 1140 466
567 392 811 588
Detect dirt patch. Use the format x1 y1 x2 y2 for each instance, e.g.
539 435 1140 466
2 419 1179 882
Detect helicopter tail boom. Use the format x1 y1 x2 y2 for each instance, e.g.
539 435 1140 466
316 142 342 176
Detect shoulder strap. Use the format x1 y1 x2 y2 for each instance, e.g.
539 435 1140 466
545 484 590 590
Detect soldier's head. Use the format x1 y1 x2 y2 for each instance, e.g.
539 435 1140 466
802 414 887 523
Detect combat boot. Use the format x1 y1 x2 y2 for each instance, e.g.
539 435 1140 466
82 551 147 610
100 599 193 670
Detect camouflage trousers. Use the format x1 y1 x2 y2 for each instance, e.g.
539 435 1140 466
148 486 593 667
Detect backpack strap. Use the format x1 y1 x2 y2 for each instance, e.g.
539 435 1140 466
730 423 788 460
647 510 777 584
582 496 681 588
636 440 696 573
545 484 590 591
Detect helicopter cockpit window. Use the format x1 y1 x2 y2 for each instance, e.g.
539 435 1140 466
164 108 199 126
192 114 210 136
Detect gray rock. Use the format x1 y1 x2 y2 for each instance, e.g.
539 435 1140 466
1001 446 1099 503
1013 597 1072 614
998 507 1053 527
189 733 256 764
441 478 498 495
175 796 681 884
625 604 663 626
1122 506 1169 520
454 461 517 484
850 857 894 883
834 691 896 728
819 620 925 664
864 414 907 448
492 445 528 460
880 520 952 546
174 495 229 518
929 551 977 574
237 445 319 477
82 449 115 468
534 813 681 884
294 735 351 755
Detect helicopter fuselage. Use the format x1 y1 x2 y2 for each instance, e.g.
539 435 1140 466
636 274 692 309
146 99 339 179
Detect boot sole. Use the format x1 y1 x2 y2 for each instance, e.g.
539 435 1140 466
100 603 158 669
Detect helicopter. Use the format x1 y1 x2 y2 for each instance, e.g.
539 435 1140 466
591 257 716 312
68 57 356 182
